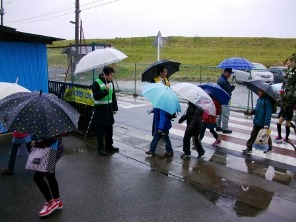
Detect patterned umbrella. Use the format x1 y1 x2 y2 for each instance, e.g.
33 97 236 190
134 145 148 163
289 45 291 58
217 57 254 69
0 91 80 138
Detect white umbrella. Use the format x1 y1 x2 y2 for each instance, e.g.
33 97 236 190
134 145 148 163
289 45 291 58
171 83 216 115
74 48 128 74
0 82 31 100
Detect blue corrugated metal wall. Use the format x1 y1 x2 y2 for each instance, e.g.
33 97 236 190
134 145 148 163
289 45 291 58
0 42 48 93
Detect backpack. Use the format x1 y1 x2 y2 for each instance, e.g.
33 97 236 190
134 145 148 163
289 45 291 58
202 112 216 123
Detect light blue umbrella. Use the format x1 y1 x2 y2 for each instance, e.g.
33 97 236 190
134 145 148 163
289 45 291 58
142 83 181 115
218 57 254 69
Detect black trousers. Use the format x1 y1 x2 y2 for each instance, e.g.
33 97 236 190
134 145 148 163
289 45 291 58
183 129 204 155
96 124 113 151
246 125 272 150
33 172 60 202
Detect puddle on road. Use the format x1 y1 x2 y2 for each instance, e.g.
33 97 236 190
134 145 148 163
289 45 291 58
208 150 295 186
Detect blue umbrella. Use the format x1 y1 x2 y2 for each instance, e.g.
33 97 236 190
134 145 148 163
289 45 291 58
198 83 230 105
218 57 254 69
142 83 181 115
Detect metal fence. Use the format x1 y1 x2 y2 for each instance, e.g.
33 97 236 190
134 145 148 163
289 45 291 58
47 44 258 112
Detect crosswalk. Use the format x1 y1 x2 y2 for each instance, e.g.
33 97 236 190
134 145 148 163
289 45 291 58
117 96 296 168
172 111 296 167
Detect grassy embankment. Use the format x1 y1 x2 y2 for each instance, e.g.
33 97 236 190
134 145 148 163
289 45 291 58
49 37 296 82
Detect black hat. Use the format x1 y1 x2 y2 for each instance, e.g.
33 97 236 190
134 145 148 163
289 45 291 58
224 68 233 73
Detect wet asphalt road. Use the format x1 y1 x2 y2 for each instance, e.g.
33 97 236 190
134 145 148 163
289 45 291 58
1 95 296 221
1 136 228 222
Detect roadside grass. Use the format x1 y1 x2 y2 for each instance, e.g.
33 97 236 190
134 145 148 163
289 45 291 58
49 36 296 81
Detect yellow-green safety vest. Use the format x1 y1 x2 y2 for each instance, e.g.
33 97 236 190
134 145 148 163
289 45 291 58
94 78 113 105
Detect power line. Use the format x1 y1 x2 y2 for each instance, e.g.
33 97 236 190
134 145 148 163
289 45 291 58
6 0 116 25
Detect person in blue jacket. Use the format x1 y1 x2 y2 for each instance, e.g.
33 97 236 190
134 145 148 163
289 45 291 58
145 108 174 157
242 89 273 154
216 68 236 133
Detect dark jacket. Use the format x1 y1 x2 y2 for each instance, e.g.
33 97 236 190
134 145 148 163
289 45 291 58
217 74 235 97
92 74 118 125
179 102 203 132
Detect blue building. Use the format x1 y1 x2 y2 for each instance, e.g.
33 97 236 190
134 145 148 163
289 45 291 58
0 26 63 92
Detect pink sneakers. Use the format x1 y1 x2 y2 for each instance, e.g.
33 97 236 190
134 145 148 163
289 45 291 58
282 138 288 143
38 200 59 217
274 136 282 143
55 198 63 209
212 139 221 147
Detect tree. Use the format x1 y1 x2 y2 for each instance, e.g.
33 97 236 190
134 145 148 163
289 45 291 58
280 52 296 112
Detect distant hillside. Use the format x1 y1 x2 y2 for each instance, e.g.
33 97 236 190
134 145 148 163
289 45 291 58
52 36 296 67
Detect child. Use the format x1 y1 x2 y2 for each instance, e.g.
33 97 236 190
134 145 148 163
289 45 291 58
32 136 63 217
242 89 273 154
1 132 32 175
178 102 205 158
145 108 174 157
199 97 222 147
274 109 293 143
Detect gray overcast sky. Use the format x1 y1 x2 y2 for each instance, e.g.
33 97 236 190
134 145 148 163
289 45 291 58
3 0 296 40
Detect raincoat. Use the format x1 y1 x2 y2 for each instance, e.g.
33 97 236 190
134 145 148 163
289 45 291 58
92 74 118 126
253 96 273 127
153 108 172 131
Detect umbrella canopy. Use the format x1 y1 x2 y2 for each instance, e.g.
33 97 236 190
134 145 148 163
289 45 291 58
245 80 280 101
271 83 283 92
74 48 128 74
0 82 31 100
198 83 230 105
218 57 254 69
142 83 181 115
171 83 216 115
141 59 181 82
0 91 80 138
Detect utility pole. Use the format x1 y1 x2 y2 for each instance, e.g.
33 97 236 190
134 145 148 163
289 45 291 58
75 0 80 47
0 0 4 25
72 0 80 82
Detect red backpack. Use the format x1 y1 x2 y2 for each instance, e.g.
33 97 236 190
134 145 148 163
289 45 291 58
202 112 216 123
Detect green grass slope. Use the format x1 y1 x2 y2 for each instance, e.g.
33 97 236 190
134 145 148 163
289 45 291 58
50 37 296 82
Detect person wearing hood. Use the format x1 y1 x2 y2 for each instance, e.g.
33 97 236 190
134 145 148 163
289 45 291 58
92 66 119 156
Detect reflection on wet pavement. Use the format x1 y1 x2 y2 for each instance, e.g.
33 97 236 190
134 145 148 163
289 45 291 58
90 125 296 220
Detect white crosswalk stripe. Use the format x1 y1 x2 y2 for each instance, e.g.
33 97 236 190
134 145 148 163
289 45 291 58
117 97 296 167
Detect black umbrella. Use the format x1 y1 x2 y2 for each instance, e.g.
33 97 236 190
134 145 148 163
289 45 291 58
141 59 181 82
0 91 80 138
245 80 280 101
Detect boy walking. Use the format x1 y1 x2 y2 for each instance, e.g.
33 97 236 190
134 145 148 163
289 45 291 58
242 89 273 154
